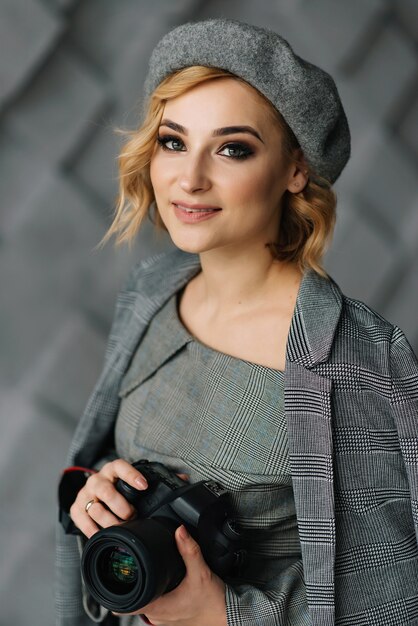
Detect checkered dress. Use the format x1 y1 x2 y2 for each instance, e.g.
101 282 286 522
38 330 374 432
115 293 309 625
55 249 418 626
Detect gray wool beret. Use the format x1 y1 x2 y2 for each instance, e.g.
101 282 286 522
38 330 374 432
143 18 351 184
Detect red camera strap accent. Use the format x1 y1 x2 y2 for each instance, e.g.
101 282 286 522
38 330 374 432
62 466 97 475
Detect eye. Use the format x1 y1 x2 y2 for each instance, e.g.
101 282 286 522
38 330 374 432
156 135 185 152
218 143 253 160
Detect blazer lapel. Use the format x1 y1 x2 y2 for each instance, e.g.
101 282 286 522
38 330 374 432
285 270 343 626
70 250 201 467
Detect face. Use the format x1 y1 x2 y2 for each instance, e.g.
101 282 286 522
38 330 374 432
149 77 303 257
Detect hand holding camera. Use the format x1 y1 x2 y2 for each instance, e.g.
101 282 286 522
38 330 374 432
68 458 149 539
61 459 244 617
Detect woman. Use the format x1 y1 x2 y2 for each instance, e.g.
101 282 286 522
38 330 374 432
56 18 418 626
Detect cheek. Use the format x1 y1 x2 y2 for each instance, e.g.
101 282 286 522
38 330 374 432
149 159 161 194
150 160 182 209
149 155 171 193
219 165 260 199
229 166 279 205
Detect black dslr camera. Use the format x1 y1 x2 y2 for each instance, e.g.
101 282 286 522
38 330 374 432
78 460 244 614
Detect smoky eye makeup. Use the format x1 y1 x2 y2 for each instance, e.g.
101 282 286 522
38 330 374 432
218 142 254 159
156 134 185 151
156 133 255 160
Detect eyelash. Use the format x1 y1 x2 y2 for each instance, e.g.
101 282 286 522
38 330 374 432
156 134 254 160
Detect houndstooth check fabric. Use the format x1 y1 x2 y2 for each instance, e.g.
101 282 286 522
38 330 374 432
55 249 418 626
115 293 308 625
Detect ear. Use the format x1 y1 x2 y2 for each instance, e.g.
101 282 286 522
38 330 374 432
286 150 309 194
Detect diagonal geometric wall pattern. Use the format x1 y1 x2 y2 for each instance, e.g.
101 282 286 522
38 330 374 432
0 1 417 624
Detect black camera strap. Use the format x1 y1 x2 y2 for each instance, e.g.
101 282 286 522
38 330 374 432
58 466 97 534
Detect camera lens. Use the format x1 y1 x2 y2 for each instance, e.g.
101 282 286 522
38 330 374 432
81 518 186 613
83 539 144 605
99 546 138 592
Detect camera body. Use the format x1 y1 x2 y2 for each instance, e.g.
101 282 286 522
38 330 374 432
115 460 241 574
80 460 244 613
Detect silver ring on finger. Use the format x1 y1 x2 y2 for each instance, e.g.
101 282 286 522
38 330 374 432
85 498 99 513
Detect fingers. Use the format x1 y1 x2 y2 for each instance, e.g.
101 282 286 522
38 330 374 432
175 525 209 579
100 459 148 489
69 459 148 538
83 500 122 530
71 505 100 538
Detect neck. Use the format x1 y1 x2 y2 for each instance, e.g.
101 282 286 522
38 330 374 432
195 244 302 315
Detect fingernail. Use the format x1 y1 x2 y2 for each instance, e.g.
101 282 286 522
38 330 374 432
135 476 148 489
178 525 189 541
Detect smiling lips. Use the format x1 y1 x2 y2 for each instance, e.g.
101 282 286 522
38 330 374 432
172 201 222 223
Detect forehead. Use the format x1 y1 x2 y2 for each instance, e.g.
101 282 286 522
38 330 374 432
162 77 276 131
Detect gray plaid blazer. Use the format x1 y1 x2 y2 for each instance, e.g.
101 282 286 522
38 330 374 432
56 249 418 626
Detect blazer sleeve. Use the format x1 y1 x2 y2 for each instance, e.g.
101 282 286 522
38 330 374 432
225 558 309 625
389 326 418 545
56 261 146 626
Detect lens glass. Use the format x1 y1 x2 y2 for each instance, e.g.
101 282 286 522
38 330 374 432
98 546 139 594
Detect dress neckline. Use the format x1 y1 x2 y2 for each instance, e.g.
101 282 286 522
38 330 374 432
172 292 285 376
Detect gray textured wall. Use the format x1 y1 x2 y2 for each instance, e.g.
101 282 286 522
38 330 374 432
0 1 417 625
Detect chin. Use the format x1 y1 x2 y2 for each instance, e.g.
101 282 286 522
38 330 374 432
168 235 217 255
171 241 210 255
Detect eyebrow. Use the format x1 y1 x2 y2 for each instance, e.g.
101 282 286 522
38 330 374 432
159 119 264 143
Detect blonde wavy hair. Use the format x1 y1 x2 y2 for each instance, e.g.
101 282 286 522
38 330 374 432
100 66 337 276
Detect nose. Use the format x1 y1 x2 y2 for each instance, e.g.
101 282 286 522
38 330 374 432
178 151 211 194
